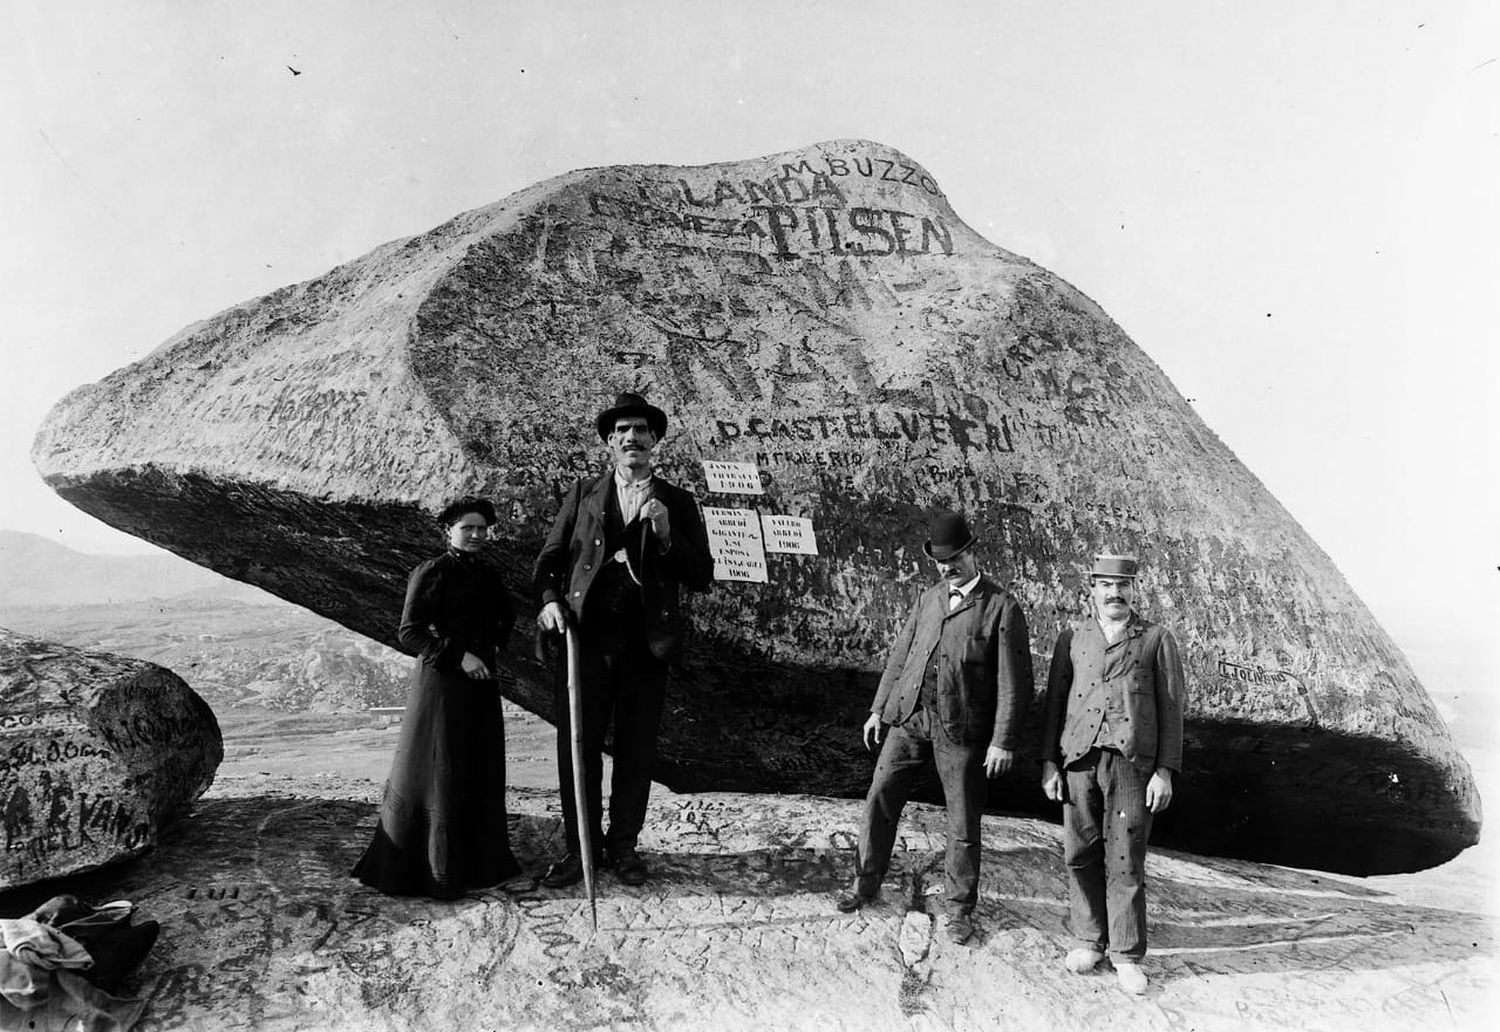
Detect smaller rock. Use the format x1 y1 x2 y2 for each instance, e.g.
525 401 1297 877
898 911 933 968
0 629 222 889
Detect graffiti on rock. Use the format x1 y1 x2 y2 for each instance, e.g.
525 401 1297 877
590 193 955 259
713 408 1013 454
1217 658 1320 726
2 778 151 878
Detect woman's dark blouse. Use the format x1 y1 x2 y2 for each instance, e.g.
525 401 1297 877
397 550 516 668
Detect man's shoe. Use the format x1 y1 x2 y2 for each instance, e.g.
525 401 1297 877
1115 961 1149 995
834 890 876 913
945 913 974 944
1065 947 1105 974
541 854 585 889
611 847 649 886
497 872 538 895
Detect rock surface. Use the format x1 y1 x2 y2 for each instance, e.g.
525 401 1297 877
0 776 1490 1032
0 629 222 888
31 139 1479 874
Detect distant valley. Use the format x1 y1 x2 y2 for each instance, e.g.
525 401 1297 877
0 530 410 712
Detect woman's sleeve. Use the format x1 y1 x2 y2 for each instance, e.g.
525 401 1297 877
397 561 463 669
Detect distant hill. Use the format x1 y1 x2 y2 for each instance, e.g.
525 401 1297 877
0 530 412 712
0 529 272 606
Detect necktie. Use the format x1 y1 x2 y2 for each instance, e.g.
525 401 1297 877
948 588 963 611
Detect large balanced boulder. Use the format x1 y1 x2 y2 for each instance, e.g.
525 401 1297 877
32 139 1478 874
0 629 221 888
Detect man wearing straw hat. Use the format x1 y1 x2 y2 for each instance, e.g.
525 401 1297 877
1041 553 1186 995
835 509 1034 946
533 392 713 890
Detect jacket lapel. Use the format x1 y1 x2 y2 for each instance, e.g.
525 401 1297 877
942 575 986 621
568 473 611 562
582 471 613 526
928 582 955 625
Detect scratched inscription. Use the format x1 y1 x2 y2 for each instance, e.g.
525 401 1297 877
1217 658 1320 726
0 664 217 886
2 761 153 881
714 408 1012 453
583 147 951 261
591 190 954 258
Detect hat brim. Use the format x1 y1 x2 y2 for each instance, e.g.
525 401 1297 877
597 403 668 441
923 535 974 561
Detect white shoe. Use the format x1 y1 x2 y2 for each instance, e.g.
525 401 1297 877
1064 947 1104 974
1115 961 1148 995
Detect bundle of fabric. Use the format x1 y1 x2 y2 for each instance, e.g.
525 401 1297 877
0 895 159 1032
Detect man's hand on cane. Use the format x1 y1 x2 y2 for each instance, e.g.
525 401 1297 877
537 600 567 634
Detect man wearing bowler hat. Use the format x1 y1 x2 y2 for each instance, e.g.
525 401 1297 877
1040 554 1185 994
836 509 1034 945
534 392 713 888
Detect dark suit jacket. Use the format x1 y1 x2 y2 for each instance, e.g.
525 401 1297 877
869 575 1034 749
533 470 713 660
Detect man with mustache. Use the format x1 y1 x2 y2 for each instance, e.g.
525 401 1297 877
534 392 713 888
836 510 1033 945
1041 554 1186 994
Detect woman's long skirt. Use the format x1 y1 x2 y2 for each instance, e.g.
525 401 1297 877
351 662 521 897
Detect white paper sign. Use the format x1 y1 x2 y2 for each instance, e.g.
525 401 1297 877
703 507 769 583
702 460 764 495
761 514 819 555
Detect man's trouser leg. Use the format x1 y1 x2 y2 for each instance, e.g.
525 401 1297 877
1063 749 1110 954
602 644 667 855
931 718 986 916
854 712 932 897
1098 748 1153 962
553 645 610 857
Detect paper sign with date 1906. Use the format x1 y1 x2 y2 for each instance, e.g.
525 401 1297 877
703 507 768 583
761 515 818 555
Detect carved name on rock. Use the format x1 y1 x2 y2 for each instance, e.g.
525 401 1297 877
31 139 1479 874
17 786 1493 1032
0 629 222 888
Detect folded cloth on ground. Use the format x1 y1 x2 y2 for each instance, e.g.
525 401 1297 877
1 949 47 1008
1 913 147 1031
0 961 147 1032
0 918 93 971
29 896 132 931
26 897 156 994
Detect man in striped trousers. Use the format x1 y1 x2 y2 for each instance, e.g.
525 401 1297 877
1041 554 1186 995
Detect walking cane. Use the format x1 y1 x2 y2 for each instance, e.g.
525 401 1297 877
562 618 599 930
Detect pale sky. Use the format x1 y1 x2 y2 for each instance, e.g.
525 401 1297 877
3 1 1495 716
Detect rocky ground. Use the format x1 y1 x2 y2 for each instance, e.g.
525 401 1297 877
0 704 1492 1032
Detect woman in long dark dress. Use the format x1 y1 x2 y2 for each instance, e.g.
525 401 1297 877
352 497 530 897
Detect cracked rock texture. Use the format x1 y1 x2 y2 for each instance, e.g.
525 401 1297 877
31 139 1478 874
0 629 222 888
0 779 1489 1032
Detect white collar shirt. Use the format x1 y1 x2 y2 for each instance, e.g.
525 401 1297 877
614 468 654 525
948 573 981 610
